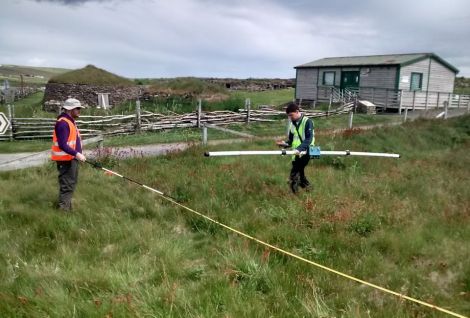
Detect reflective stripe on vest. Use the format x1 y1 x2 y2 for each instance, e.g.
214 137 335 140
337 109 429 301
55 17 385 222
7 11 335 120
51 117 80 161
289 115 315 160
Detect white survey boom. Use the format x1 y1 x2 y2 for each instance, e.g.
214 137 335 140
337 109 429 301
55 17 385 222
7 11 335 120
204 146 400 159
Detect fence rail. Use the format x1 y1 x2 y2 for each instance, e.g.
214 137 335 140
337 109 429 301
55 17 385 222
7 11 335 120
315 86 470 112
1 102 355 141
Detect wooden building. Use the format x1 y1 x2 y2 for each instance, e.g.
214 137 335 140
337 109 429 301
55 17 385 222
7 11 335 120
294 53 467 111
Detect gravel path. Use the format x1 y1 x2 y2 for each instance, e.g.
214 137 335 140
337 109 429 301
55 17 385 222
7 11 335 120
0 138 251 171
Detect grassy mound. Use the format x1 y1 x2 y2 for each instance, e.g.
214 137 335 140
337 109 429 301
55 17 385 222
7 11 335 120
48 65 135 86
0 116 469 316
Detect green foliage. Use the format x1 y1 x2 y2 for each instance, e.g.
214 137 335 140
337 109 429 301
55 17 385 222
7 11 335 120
455 76 470 94
202 96 244 112
348 212 380 237
231 88 294 107
150 77 227 95
0 92 52 118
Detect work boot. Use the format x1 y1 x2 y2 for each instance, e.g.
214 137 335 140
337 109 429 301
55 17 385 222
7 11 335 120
58 201 72 212
300 179 310 189
290 174 300 194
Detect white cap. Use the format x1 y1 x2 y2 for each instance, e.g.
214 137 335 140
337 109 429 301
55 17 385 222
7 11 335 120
62 98 85 110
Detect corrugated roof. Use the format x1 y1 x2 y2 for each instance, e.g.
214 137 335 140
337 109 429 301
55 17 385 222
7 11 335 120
295 53 459 73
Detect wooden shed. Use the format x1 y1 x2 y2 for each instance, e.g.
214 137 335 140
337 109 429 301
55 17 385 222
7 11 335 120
294 53 467 111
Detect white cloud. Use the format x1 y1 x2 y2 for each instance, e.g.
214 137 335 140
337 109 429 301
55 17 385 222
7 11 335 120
26 57 47 66
0 0 469 77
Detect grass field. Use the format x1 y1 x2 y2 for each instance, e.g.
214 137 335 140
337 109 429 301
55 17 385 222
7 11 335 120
231 88 294 107
0 115 468 317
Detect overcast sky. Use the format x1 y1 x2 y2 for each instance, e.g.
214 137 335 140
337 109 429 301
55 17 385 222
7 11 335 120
1 0 469 78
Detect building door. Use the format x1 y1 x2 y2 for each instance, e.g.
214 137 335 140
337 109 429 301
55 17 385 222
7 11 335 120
340 71 360 90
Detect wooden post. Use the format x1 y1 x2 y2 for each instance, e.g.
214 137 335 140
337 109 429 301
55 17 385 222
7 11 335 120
436 92 440 109
398 89 403 114
444 100 448 119
412 90 416 111
372 87 375 104
329 88 333 110
425 90 429 110
403 107 408 122
197 99 202 128
7 104 13 141
448 93 452 110
202 125 207 145
135 100 141 133
348 111 354 129
245 98 251 123
457 94 461 109
385 89 389 111
467 99 470 113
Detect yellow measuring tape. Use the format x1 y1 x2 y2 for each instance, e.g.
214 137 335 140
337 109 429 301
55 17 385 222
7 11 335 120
98 165 468 318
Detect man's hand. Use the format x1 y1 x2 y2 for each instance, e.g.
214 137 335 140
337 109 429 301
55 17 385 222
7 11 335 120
276 139 289 147
75 152 86 162
293 149 301 156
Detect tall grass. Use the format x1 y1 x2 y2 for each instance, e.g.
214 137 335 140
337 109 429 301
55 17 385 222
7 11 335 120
0 116 468 316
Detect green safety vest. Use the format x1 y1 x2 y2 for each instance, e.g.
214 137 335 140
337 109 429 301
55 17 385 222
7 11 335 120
290 115 315 160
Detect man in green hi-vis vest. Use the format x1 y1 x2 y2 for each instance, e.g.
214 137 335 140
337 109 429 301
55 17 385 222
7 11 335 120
276 102 315 193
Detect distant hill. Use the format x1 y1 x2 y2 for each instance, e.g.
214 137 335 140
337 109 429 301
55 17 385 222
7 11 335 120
49 64 135 86
0 64 70 86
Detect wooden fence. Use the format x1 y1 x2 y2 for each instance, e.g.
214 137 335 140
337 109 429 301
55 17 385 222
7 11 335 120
316 86 470 112
0 102 354 141
0 87 43 104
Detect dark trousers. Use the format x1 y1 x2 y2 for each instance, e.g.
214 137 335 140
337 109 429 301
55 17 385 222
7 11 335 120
290 154 310 185
57 160 79 210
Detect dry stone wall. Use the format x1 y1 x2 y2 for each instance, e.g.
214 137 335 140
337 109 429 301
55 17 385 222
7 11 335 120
43 83 140 111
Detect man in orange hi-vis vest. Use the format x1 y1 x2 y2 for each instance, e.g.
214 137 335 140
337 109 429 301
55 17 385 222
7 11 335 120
51 98 87 211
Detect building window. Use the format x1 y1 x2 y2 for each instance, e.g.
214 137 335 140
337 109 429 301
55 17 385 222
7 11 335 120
410 72 423 91
322 71 335 86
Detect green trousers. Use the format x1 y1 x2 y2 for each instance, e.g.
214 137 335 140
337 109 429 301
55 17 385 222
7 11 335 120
56 159 79 211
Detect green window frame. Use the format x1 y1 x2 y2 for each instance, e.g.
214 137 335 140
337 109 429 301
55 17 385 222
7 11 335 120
410 72 423 91
322 71 335 86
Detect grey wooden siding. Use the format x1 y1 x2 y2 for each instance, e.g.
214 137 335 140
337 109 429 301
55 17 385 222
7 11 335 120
359 66 397 89
398 58 431 91
295 68 318 100
427 59 455 92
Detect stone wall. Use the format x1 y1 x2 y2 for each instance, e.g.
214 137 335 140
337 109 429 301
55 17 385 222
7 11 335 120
203 78 295 91
43 83 140 111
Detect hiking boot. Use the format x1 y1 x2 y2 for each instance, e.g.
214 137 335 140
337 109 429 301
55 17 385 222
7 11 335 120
299 180 310 188
290 175 300 194
58 201 72 212
290 180 299 193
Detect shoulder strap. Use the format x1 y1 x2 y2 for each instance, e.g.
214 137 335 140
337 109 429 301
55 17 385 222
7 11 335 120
294 116 307 143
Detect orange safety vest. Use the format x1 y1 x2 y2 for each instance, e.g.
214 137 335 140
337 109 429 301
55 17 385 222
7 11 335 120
51 116 81 161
